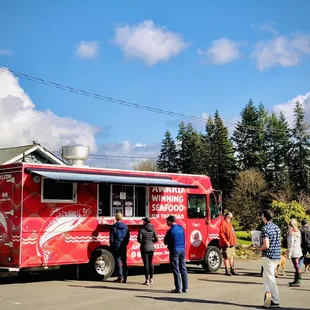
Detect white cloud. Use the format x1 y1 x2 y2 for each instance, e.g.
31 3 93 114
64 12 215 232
251 21 279 36
114 20 187 65
198 39 242 65
76 41 99 59
87 141 160 170
0 68 99 152
251 34 310 71
273 92 310 127
0 49 13 56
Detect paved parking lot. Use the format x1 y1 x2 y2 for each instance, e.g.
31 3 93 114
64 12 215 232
0 259 309 310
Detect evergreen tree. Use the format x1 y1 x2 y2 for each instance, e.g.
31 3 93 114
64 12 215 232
265 112 291 191
203 116 216 175
157 130 179 172
258 103 269 172
176 122 204 174
290 101 310 195
232 100 263 171
205 111 236 198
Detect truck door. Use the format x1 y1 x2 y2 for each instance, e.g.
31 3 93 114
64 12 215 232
186 194 207 261
0 176 14 267
207 191 222 240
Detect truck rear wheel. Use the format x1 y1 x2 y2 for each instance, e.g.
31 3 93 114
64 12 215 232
202 246 222 273
89 249 115 281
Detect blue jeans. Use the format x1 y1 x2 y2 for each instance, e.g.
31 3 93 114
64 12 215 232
114 248 128 281
170 251 188 291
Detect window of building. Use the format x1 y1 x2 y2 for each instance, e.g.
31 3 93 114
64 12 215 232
187 194 206 218
98 184 147 217
42 178 76 202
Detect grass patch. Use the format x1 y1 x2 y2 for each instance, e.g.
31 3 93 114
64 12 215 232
237 238 252 246
235 230 252 242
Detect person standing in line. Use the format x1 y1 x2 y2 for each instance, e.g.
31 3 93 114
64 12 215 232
109 212 130 283
298 219 310 271
256 209 281 308
164 215 188 293
138 217 158 285
219 212 238 276
287 219 303 287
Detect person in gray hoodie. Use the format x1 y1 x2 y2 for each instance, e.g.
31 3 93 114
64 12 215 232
138 217 158 285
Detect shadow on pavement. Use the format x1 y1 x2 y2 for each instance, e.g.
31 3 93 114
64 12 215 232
135 295 310 310
198 278 290 287
291 288 310 292
68 284 169 294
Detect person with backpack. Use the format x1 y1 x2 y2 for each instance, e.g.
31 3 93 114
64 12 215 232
137 217 158 285
109 212 130 283
299 219 310 270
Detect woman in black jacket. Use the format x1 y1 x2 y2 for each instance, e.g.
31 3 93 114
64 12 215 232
138 217 158 285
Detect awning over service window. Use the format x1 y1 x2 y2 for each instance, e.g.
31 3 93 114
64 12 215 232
28 169 198 189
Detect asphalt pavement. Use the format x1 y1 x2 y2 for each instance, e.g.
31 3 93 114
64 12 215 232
0 259 309 310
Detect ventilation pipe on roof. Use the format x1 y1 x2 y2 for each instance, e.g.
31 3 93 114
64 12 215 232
61 145 89 166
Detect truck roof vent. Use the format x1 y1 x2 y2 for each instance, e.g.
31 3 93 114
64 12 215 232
61 145 89 166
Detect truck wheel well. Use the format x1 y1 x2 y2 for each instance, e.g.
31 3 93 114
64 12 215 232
208 239 219 248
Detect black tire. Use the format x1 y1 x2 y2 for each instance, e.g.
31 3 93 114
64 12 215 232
202 246 222 273
88 249 115 281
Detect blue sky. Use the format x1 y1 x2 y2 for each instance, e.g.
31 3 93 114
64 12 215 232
0 0 310 167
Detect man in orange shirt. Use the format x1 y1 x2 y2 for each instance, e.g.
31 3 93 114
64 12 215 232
219 212 238 276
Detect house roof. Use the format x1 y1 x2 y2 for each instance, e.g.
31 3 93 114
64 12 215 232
0 145 35 165
0 144 66 165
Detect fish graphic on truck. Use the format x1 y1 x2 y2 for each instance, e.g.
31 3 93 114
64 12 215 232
36 205 92 264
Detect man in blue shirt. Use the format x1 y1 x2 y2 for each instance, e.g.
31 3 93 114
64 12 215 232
256 209 281 308
164 215 188 293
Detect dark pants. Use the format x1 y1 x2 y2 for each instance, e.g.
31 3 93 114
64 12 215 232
114 248 128 280
141 251 154 280
170 251 188 291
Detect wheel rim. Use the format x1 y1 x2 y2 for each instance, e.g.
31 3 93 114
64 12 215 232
95 255 110 276
208 250 220 269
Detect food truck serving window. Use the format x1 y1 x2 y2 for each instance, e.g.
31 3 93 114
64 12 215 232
98 184 147 217
42 178 76 202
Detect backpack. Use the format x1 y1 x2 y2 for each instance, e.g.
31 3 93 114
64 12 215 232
302 227 310 247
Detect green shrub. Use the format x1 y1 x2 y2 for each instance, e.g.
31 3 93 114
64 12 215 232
272 200 310 247
272 200 310 232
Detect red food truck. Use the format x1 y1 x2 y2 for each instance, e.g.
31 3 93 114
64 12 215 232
0 162 223 280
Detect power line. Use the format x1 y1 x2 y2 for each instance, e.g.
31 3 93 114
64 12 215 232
53 151 157 160
0 68 303 133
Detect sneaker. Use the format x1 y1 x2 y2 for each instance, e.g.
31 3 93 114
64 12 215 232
264 291 271 308
225 269 232 276
149 279 154 285
289 282 300 287
171 289 182 293
270 301 280 308
182 289 188 293
113 278 123 283
143 279 150 286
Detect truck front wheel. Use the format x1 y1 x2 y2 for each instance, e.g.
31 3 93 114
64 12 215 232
89 249 115 281
202 246 222 273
